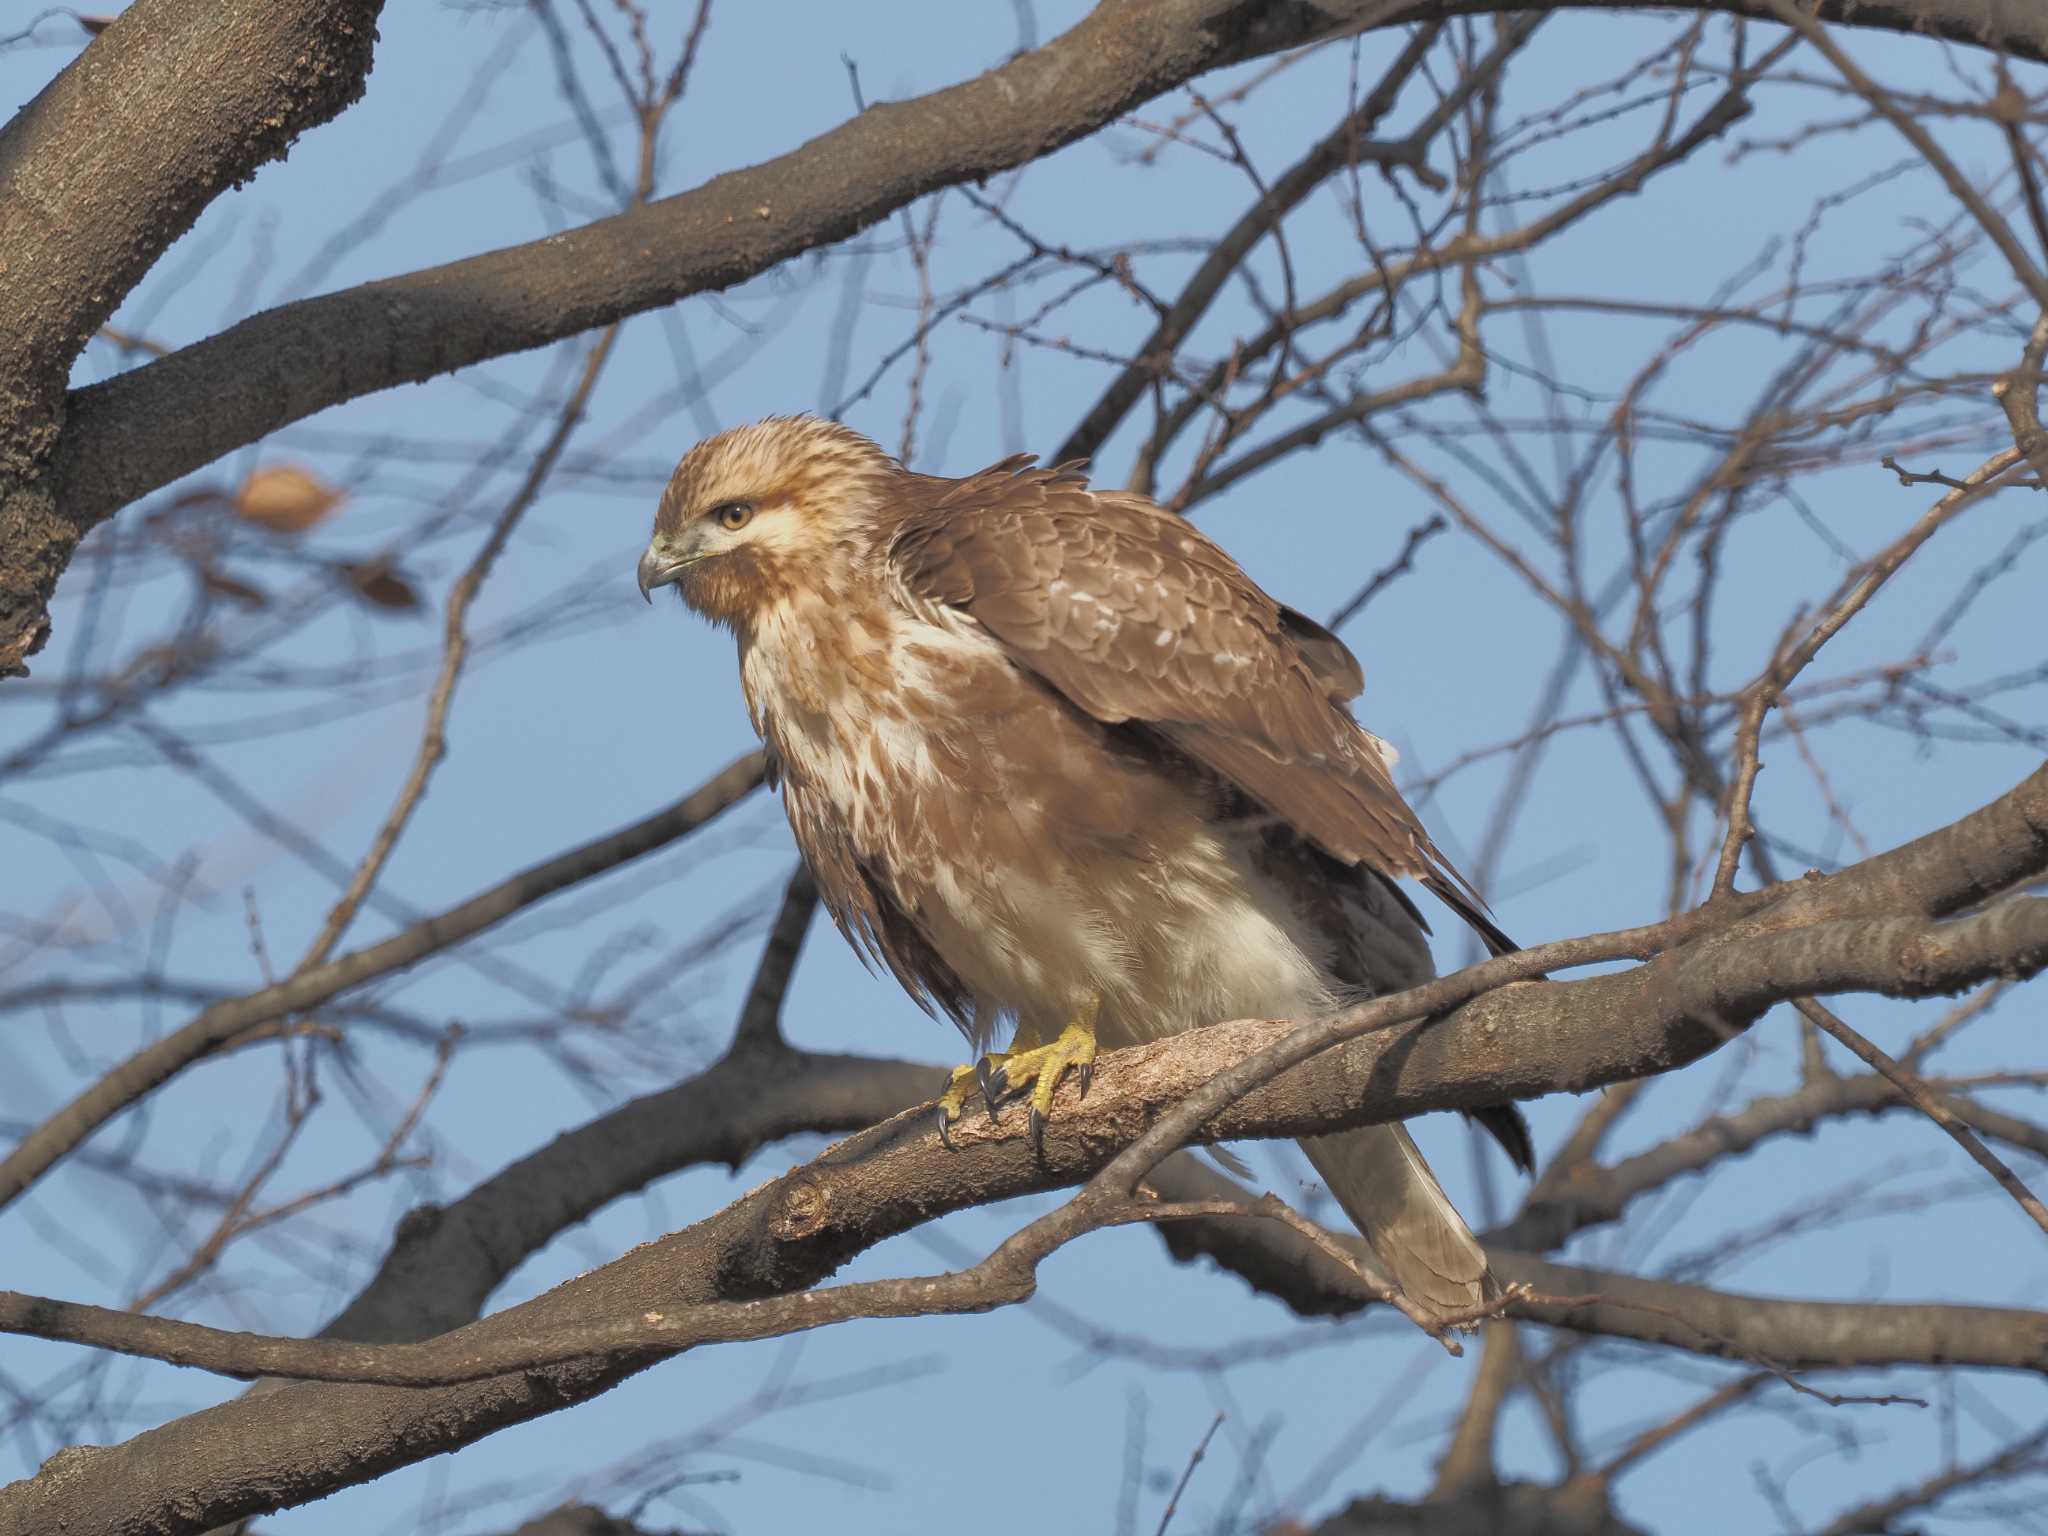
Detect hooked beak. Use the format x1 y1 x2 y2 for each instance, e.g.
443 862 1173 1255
637 542 694 603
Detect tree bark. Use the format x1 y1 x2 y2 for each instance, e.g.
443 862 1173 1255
5 0 2047 673
0 0 384 676
2 767 2042 1536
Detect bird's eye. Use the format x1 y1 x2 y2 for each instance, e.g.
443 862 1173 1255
713 501 754 532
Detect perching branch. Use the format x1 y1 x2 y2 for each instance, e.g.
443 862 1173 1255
2 766 2044 1535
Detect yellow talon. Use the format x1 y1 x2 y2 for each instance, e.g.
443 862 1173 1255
1002 1013 1100 1133
934 998 1101 1145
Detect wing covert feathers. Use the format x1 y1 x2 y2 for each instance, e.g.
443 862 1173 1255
890 458 1515 952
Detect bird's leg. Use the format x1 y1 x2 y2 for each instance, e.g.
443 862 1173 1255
934 1003 1100 1145
989 995 1100 1140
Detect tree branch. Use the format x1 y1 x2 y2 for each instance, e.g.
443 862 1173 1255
1794 996 2048 1239
1146 1159 2048 1376
0 751 765 1213
11 0 2048 672
0 0 382 466
0 0 384 675
39 0 1364 580
1496 1066 2048 1254
2 765 2044 1533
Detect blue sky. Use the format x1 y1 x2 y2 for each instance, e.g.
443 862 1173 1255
2 4 2044 1532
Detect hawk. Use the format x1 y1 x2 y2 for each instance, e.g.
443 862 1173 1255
639 416 1532 1318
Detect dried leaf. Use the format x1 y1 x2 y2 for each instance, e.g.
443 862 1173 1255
340 559 421 613
235 464 345 534
198 567 270 609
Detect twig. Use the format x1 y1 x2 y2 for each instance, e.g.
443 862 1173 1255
0 752 766 1213
1059 21 1447 470
1516 1290 1927 1410
1154 1414 1224 1536
295 43 688 974
1993 67 2048 272
1795 997 2048 1240
1711 447 2022 895
1881 454 1991 491
1758 0 2048 312
1595 1373 1767 1480
1324 514 1447 631
1814 1421 2048 1536
1993 311 2048 487
296 320 628 971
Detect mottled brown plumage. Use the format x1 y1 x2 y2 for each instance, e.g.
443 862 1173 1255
640 416 1533 1318
890 457 1520 960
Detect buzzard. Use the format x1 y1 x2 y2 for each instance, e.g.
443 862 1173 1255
639 416 1532 1318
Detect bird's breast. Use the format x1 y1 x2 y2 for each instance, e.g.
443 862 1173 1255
736 598 1350 1047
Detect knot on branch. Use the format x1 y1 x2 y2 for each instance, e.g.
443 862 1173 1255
769 1175 831 1243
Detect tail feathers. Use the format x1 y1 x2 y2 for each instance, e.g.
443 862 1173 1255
1420 871 1520 959
1467 1103 1536 1174
1300 1123 1493 1318
1412 871 1537 1176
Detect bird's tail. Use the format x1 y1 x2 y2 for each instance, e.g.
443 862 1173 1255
1298 1123 1493 1319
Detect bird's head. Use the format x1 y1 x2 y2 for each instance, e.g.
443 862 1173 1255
639 415 894 630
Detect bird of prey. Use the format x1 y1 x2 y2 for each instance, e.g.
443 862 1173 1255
638 416 1532 1319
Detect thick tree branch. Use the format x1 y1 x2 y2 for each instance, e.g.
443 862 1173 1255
1741 760 2047 923
0 0 384 675
40 0 1361 564
1505 1256 2048 1372
320 1044 934 1349
16 888 2048 1384
1147 1160 2048 1376
10 0 2048 673
2 766 2044 1532
1386 0 2047 63
0 0 381 471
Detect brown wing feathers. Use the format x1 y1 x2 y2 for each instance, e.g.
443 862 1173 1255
893 458 1536 1173
893 459 1509 940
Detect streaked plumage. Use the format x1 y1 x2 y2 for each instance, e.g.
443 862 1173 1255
640 416 1532 1317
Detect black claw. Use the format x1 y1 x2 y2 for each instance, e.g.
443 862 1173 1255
979 1058 1005 1112
1028 1104 1045 1144
937 1111 955 1150
1077 1061 1095 1100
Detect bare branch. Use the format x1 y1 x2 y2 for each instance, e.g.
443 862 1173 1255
1713 447 2023 895
1757 0 2048 311
2 767 2045 1532
1147 1158 2048 1377
0 751 766 1212
14 0 2048 672
1795 996 2048 1240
